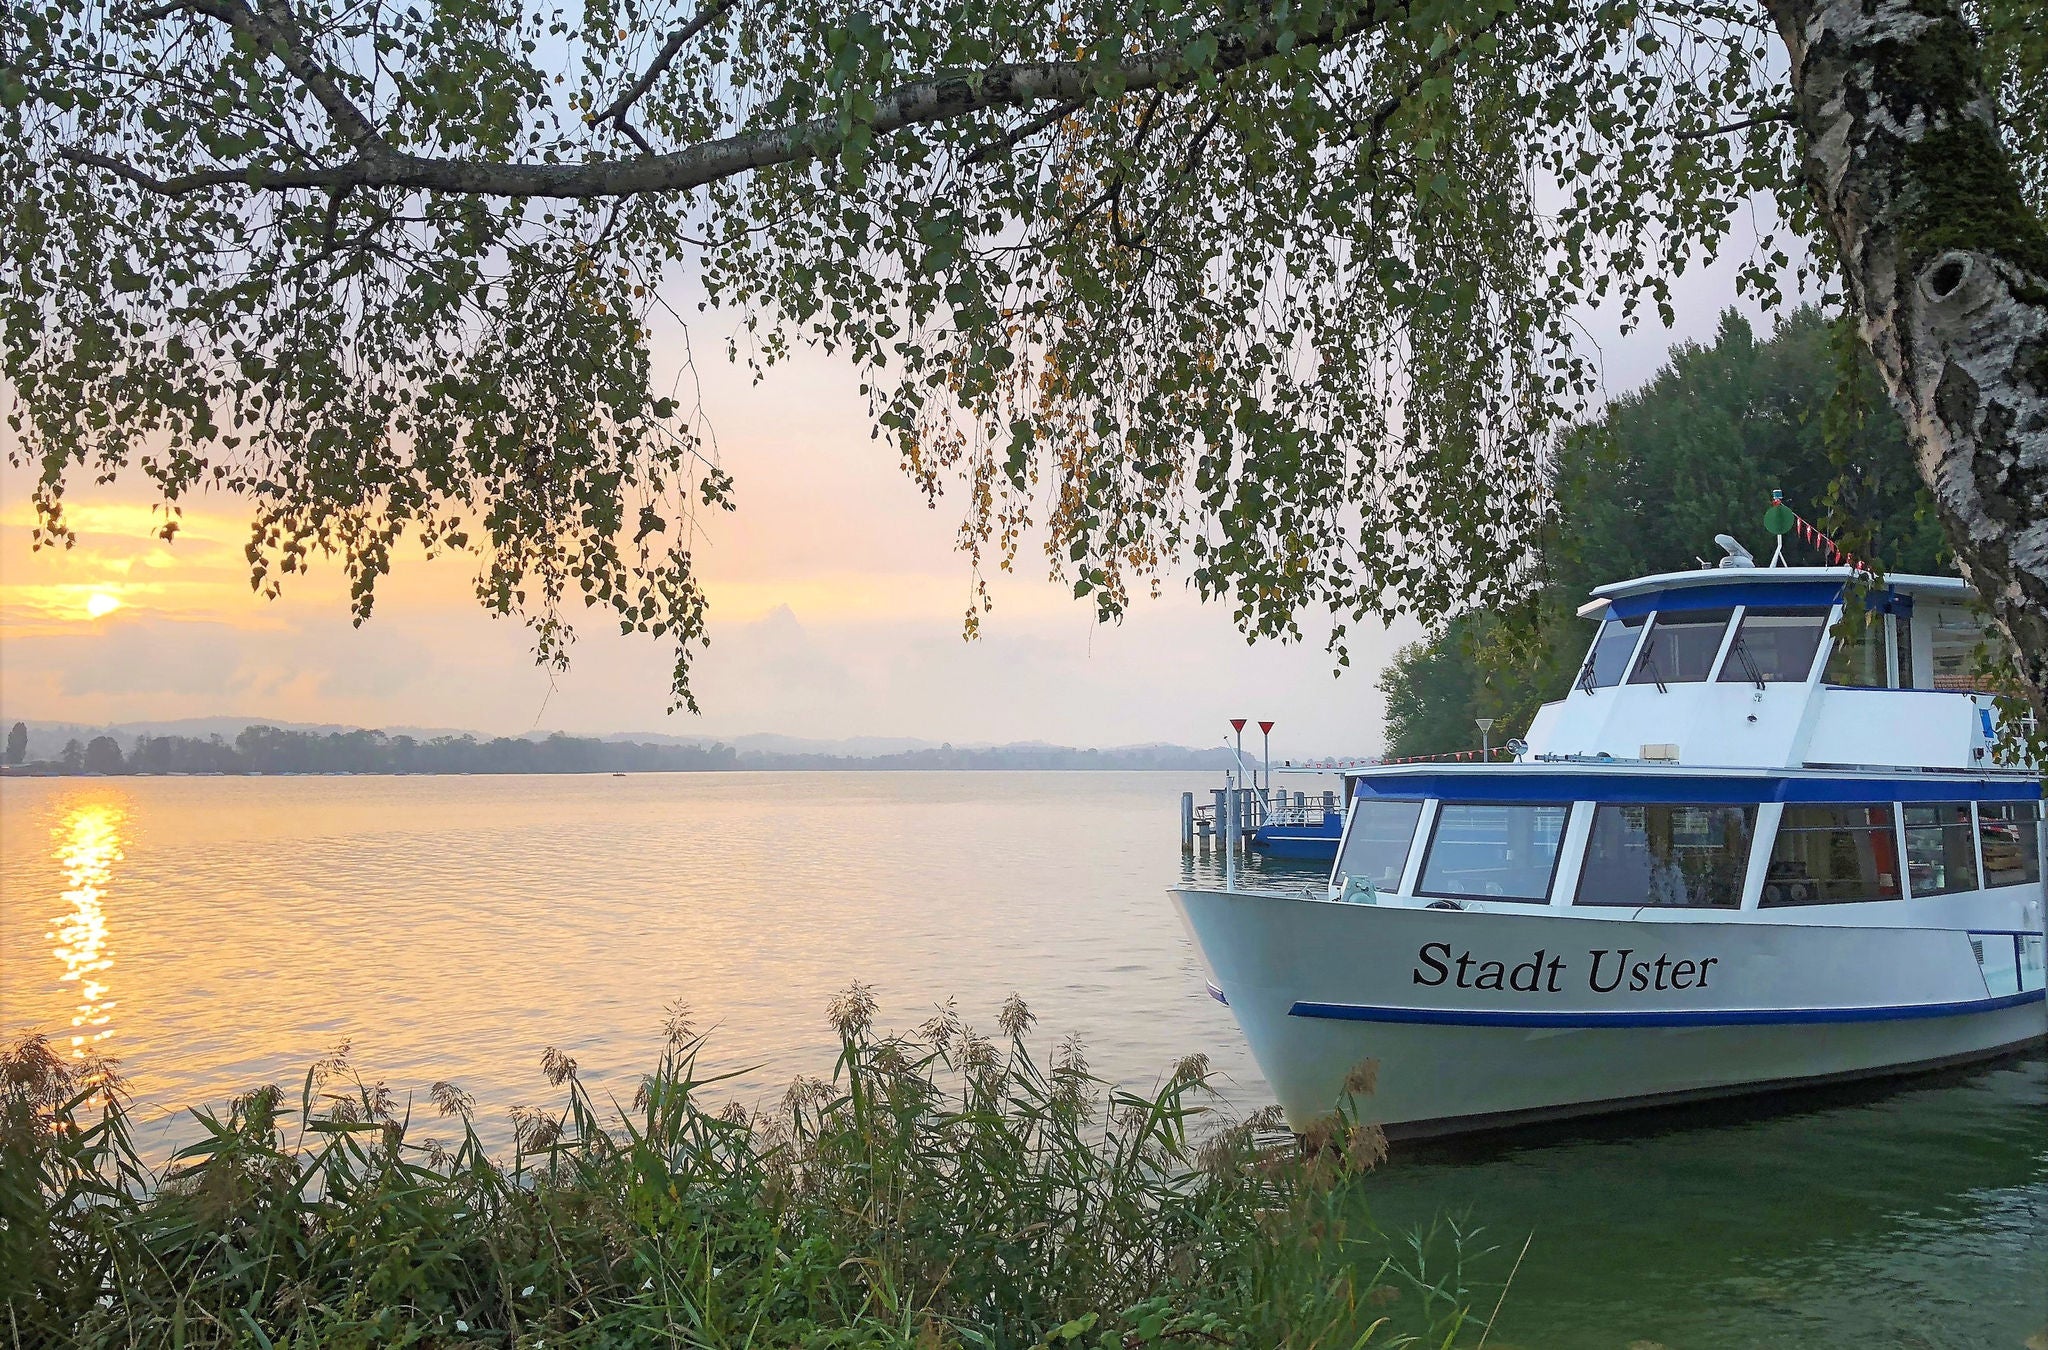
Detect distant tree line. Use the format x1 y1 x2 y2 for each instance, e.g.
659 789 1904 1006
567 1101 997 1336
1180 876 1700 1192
4 727 741 776
2 723 1233 776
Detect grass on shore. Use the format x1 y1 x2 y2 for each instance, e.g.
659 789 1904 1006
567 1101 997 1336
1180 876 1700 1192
2 989 1492 1348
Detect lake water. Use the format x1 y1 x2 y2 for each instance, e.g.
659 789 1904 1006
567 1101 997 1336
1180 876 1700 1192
2 772 2043 1349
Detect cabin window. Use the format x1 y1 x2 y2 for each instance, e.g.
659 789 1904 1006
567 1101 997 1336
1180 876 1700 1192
1929 609 2009 692
1760 804 1902 907
1822 612 1891 687
1576 804 1756 908
1417 803 1570 903
1717 609 1827 684
1977 802 2042 888
1580 613 1647 689
1902 804 1980 896
1626 609 1733 686
1336 798 1424 890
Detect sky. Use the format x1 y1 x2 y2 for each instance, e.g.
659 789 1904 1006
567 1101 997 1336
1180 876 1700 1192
0 235 1794 756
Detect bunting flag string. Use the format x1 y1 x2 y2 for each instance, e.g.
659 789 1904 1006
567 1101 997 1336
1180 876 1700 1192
1782 505 1870 574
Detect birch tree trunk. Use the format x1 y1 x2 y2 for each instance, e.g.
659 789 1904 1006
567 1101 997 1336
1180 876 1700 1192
1766 0 2048 716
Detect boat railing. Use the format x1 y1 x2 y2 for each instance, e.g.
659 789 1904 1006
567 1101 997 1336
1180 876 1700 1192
1186 786 1342 845
1264 804 1336 826
1969 929 2047 997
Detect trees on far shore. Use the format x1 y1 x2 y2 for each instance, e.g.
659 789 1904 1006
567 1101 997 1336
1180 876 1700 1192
1 726 1233 775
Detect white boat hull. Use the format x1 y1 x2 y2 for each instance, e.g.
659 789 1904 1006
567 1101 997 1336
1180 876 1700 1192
1171 887 2047 1136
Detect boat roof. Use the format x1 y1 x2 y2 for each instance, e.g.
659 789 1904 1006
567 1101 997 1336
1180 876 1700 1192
1343 762 2040 804
1579 565 1973 618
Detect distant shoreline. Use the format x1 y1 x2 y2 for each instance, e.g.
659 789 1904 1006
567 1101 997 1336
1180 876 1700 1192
2 720 1334 778
1 763 1241 778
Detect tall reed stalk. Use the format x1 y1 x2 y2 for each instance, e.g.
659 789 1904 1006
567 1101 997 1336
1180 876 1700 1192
2 989 1490 1348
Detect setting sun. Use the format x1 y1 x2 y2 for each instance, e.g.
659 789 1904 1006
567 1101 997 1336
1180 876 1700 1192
83 591 123 620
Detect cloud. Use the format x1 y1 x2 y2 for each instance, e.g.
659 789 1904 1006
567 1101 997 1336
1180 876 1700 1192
3 613 263 698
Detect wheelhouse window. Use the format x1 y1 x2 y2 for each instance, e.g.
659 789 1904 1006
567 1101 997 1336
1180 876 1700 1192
1822 611 1890 687
1417 803 1569 903
1576 805 1756 908
1929 608 2011 692
1335 798 1424 891
1627 610 1732 686
1717 609 1827 684
1580 613 1647 689
1760 804 1902 907
1978 802 2042 888
1903 805 1979 896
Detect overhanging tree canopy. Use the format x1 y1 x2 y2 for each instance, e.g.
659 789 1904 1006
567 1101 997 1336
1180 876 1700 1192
3 0 2042 710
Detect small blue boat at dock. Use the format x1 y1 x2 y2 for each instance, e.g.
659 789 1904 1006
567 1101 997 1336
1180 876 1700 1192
1252 800 1345 858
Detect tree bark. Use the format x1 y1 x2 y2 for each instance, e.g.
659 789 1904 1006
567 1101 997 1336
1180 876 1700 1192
1766 0 2048 715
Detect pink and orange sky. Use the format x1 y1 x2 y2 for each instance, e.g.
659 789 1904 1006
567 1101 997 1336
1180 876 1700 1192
0 249 1784 753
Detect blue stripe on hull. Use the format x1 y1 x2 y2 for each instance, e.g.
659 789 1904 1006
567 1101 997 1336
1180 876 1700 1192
1288 988 2046 1028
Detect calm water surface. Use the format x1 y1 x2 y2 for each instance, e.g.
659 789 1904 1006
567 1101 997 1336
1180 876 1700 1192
3 772 2043 1349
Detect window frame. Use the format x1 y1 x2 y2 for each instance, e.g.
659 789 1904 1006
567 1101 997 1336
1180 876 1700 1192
1900 802 1981 898
1577 611 1649 692
1627 607 1736 687
1713 606 1830 686
1414 800 1573 906
1977 800 2044 890
1819 605 1896 689
1573 802 1759 910
1758 801 1905 908
1331 795 1427 893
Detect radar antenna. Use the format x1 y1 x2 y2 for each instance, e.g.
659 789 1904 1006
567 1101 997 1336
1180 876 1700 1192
1714 534 1756 569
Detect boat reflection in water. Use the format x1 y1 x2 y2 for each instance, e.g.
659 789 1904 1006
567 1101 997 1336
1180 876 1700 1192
50 801 124 1078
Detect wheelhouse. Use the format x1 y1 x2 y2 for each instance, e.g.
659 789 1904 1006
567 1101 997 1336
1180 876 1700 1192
1568 574 2015 695
1522 567 2033 774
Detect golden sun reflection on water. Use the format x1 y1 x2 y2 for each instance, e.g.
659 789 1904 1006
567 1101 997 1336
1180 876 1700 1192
48 802 124 1067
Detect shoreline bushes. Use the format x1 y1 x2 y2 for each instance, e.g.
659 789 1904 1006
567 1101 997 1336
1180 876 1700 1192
2 991 1489 1348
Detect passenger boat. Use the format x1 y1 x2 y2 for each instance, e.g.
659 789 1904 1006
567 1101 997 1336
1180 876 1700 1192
1171 553 2047 1138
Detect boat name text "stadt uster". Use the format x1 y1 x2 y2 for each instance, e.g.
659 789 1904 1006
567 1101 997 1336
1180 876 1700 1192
1411 943 1720 994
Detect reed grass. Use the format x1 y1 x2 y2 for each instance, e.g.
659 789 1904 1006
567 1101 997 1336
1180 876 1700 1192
2 989 1490 1348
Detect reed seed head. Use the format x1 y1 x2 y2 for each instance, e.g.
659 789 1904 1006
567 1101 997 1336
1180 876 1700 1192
997 993 1035 1039
541 1047 578 1085
431 1080 475 1120
661 999 696 1047
828 982 878 1038
1341 1058 1380 1098
1170 1052 1211 1091
917 999 961 1047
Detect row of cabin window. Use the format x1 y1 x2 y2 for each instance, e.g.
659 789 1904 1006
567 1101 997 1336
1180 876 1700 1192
1582 605 2008 691
1338 799 2043 907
